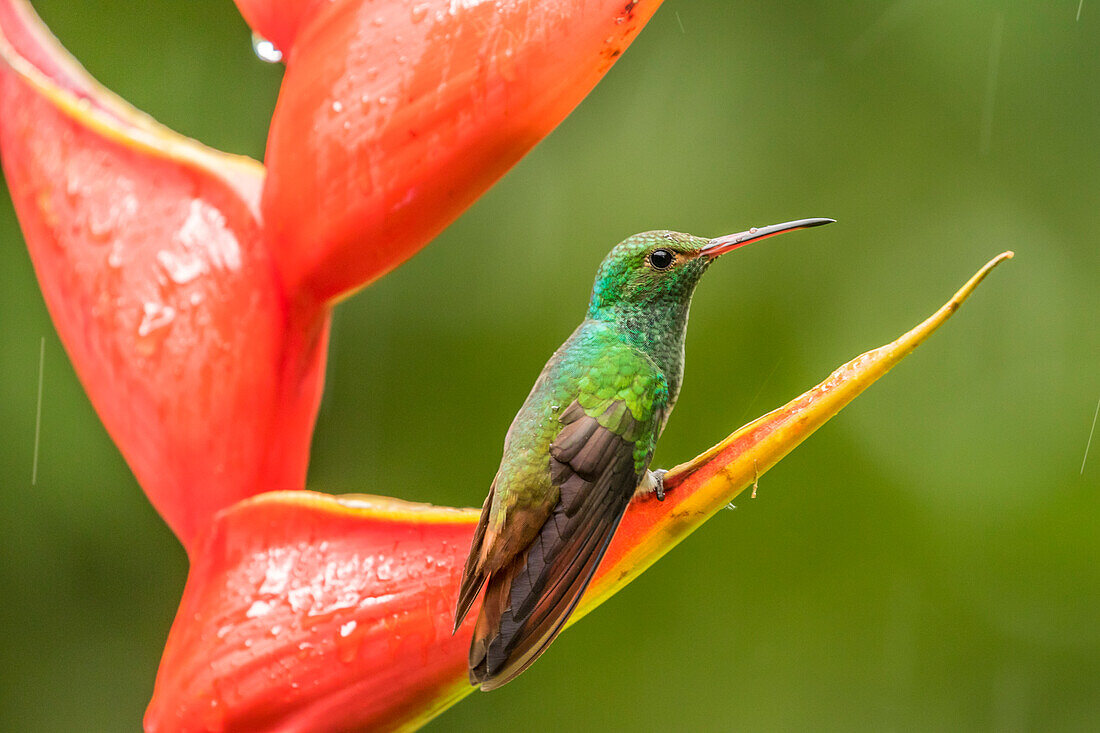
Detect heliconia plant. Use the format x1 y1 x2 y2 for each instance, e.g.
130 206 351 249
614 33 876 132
0 1 1011 731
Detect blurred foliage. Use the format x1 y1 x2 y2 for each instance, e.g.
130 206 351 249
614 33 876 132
1 0 1097 730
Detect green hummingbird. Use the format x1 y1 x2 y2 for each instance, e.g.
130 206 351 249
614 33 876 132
454 217 834 690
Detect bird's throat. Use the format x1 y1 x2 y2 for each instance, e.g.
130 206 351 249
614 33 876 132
602 297 692 407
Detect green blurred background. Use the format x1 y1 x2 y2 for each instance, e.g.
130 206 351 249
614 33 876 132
1 1 1097 730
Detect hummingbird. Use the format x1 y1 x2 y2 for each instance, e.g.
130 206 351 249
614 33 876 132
453 217 834 690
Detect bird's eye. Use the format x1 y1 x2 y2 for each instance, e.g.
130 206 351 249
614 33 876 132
649 249 675 270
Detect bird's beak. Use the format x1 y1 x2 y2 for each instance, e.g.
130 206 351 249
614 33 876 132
700 217 835 258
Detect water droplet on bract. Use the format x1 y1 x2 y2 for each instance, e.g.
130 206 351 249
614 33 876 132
138 302 176 337
88 212 115 242
202 695 226 733
250 32 283 63
331 100 344 113
336 620 364 664
410 3 430 23
246 600 274 619
157 250 204 284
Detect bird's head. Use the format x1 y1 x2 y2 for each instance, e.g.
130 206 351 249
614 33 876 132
586 218 834 319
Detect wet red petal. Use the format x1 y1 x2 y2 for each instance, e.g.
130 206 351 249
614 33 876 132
262 0 664 305
0 0 329 549
146 253 1010 731
145 494 479 733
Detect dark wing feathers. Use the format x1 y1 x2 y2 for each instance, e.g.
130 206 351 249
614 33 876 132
465 399 644 689
549 414 599 463
483 514 620 689
477 487 628 688
569 427 621 479
453 479 495 632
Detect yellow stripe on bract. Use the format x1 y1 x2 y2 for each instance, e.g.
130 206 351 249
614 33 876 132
233 490 481 525
0 1 264 207
4 0 159 135
672 251 1016 515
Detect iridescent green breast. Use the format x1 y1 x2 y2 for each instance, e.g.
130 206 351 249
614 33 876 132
492 320 669 519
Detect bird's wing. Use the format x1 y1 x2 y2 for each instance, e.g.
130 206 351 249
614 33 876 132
467 372 664 689
453 473 497 632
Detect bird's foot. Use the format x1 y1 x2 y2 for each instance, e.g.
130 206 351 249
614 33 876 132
654 469 666 501
635 469 668 501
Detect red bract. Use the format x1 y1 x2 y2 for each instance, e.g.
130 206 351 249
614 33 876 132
259 0 662 304
145 253 1011 732
0 0 661 549
0 0 329 548
147 494 479 733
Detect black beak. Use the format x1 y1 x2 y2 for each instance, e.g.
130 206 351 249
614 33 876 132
700 217 835 257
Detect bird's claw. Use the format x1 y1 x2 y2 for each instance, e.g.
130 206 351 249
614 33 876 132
634 469 668 501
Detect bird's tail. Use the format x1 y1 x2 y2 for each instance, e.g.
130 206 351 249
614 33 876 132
467 494 628 690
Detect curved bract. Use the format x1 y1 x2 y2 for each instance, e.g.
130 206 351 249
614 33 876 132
0 0 660 550
146 493 479 733
145 252 1011 732
260 0 663 304
0 0 327 549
